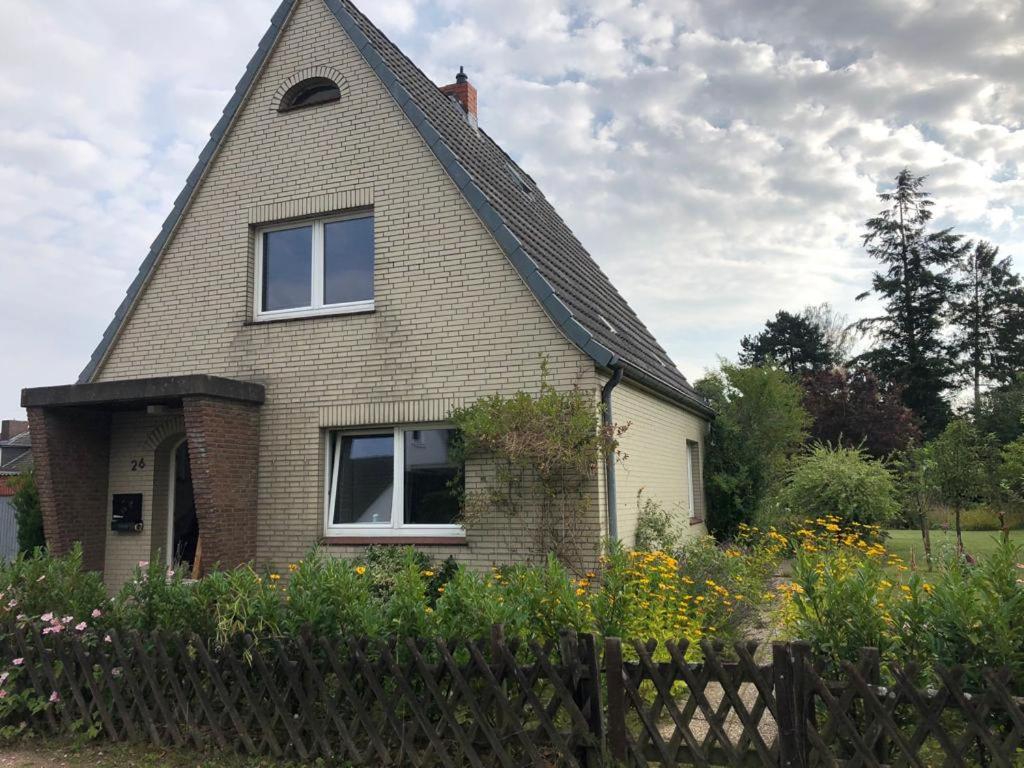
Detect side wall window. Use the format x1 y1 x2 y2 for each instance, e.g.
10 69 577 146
687 440 704 523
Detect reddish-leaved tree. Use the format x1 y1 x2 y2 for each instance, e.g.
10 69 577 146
802 368 921 458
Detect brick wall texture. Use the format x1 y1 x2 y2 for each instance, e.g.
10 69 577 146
182 397 260 575
611 382 709 547
26 408 111 572
80 0 707 577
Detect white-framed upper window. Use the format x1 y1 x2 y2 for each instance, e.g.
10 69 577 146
324 426 464 537
254 211 374 321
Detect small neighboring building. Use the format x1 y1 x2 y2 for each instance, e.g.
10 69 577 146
0 420 31 562
0 420 31 474
22 0 713 589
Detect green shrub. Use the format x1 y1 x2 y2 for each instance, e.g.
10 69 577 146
433 568 509 641
777 444 899 527
0 544 106 625
191 566 284 647
784 546 898 667
113 560 213 637
380 553 433 639
782 523 1024 691
928 505 1024 531
358 545 432 599
497 555 591 642
8 471 44 555
633 492 682 552
1002 436 1024 504
925 541 1024 690
282 549 378 638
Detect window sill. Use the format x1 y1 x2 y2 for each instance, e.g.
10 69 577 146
251 300 374 324
321 536 468 546
689 517 705 526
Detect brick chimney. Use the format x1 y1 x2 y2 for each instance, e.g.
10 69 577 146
1 420 28 441
440 66 478 128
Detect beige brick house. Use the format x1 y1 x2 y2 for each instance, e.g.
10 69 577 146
22 0 713 588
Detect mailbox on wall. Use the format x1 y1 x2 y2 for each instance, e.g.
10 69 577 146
111 493 143 533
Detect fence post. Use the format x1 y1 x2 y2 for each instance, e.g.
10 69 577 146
579 633 604 767
860 647 887 765
791 641 812 767
774 643 809 768
604 637 627 764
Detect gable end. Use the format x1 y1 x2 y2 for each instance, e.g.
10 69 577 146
78 0 299 384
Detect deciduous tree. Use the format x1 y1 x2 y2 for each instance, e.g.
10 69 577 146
801 367 921 458
930 419 1000 553
695 363 810 538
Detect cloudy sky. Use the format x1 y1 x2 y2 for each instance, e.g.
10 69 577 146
2 0 1023 416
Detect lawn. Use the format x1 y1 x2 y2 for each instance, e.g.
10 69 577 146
885 528 1024 566
0 742 288 768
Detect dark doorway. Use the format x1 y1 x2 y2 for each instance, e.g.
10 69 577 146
171 441 199 571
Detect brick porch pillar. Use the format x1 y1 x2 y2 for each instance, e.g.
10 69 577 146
182 397 260 574
26 407 111 572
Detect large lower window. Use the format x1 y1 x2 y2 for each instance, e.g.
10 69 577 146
255 211 374 320
325 427 463 537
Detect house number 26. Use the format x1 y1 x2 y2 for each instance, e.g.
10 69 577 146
130 458 146 471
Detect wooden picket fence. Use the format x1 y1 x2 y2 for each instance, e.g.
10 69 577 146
1 625 1023 767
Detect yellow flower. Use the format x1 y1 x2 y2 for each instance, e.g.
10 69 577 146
269 573 281 581
355 566 366 575
575 588 586 596
437 586 445 594
422 570 435 577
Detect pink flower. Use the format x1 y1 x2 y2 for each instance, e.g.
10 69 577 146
5 600 16 610
75 622 87 632
0 672 8 685
40 613 53 623
91 609 102 619
103 635 112 643
138 561 149 568
42 624 63 635
61 616 72 624
0 689 7 699
12 658 23 666
49 691 59 703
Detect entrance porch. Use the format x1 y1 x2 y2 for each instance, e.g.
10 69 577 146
21 375 264 585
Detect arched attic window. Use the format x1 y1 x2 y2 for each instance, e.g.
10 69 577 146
278 77 341 112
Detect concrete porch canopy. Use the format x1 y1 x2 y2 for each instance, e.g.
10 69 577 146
21 375 264 576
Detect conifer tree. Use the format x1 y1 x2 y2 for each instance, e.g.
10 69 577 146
856 169 967 436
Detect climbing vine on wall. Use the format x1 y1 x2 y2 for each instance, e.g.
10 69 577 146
449 361 628 570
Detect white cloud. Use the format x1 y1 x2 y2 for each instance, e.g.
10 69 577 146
1 0 1022 415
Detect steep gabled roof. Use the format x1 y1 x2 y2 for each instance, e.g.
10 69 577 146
80 0 712 417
